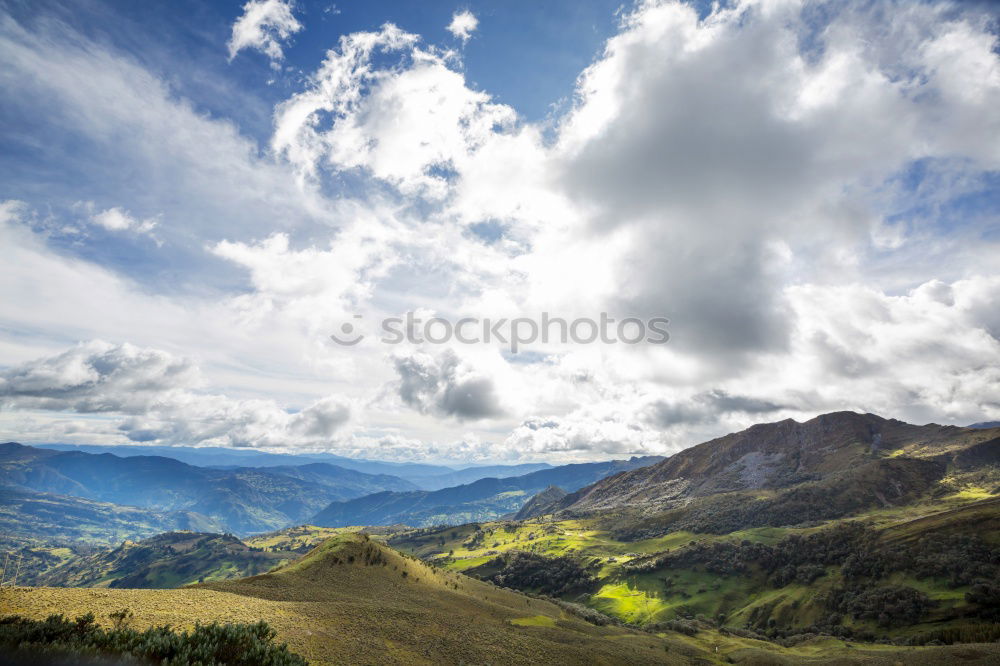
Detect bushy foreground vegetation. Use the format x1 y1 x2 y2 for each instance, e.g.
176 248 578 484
0 612 307 665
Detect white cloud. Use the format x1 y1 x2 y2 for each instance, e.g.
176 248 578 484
2 1 999 463
446 10 478 42
0 13 330 246
505 410 662 459
0 340 199 413
228 0 303 66
778 276 1000 424
0 340 352 448
272 23 515 197
549 0 1000 367
89 206 158 235
393 349 505 421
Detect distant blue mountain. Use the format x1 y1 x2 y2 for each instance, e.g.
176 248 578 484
2 442 416 534
311 456 664 528
36 443 455 480
34 444 555 489
405 462 554 490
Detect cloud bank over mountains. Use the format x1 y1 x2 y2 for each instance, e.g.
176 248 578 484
0 0 998 462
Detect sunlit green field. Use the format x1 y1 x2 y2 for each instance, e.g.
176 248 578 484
391 491 1000 639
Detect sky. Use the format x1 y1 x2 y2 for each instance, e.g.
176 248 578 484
0 0 998 464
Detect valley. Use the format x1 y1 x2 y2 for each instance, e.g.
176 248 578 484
5 532 999 665
5 0 997 661
2 411 999 663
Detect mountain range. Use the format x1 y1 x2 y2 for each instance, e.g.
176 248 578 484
4 411 1000 663
0 442 417 534
0 443 658 536
386 411 1000 654
551 412 999 533
310 456 664 527
35 443 553 489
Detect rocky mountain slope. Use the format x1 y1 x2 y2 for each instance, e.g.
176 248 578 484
557 412 999 518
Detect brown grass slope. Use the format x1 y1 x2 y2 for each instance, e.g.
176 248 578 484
3 533 696 665
7 532 1000 664
198 532 691 664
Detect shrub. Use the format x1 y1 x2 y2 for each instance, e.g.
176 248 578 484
0 614 308 666
551 600 617 626
966 581 1000 620
484 551 596 597
831 585 936 627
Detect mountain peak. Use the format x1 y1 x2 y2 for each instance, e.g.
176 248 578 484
556 411 999 516
514 485 568 520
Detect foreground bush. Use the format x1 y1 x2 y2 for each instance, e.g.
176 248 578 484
0 612 308 665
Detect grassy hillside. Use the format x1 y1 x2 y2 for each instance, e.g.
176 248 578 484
391 492 1000 647
243 524 368 552
8 525 401 589
5 532 1000 664
29 532 291 588
0 533 688 664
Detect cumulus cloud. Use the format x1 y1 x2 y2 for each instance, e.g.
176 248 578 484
504 411 662 459
228 0 302 66
646 390 786 428
780 276 1000 424
272 23 516 196
0 341 351 448
289 395 352 438
0 341 198 413
88 206 158 235
393 349 504 420
446 10 478 42
552 0 1000 364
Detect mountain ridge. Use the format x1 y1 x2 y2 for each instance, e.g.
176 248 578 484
514 485 568 520
312 456 664 527
556 411 1000 517
0 442 416 534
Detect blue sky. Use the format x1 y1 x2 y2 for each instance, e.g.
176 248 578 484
0 0 999 463
0 0 631 294
5 0 629 133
